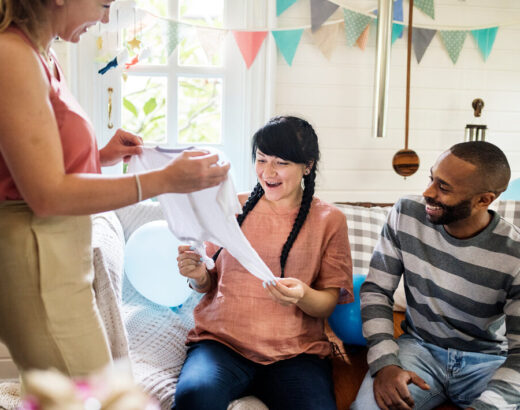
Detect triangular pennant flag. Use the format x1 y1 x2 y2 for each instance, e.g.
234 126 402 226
414 0 435 19
392 23 404 45
356 24 370 50
232 31 268 69
343 9 372 47
471 27 498 61
162 20 180 57
196 27 227 62
310 0 339 32
394 0 404 39
412 27 436 63
272 29 304 66
310 22 342 60
277 0 298 16
439 30 467 64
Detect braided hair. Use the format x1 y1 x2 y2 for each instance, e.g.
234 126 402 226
220 116 320 277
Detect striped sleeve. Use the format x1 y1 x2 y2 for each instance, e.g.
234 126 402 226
471 271 520 410
360 202 404 375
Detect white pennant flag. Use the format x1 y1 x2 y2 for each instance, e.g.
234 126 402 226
196 27 228 63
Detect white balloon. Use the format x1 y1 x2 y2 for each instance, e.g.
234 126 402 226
125 221 193 307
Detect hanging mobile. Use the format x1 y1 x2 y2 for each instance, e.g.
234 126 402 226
128 7 141 50
392 0 420 177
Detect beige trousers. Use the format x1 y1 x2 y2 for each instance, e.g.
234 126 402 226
0 201 111 377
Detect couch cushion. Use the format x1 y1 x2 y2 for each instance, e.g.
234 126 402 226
496 200 520 227
333 203 409 311
334 203 391 276
115 200 165 241
92 211 130 361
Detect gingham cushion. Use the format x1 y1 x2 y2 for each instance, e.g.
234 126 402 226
334 204 391 276
496 200 520 227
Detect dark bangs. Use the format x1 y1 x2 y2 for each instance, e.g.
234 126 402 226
251 116 316 165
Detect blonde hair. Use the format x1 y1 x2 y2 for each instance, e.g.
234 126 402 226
0 0 51 43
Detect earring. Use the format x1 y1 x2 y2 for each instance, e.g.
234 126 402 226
304 170 310 175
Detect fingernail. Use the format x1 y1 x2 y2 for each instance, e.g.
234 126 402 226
271 280 276 286
189 246 195 251
262 282 266 289
199 257 203 262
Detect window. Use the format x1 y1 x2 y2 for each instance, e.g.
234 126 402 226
72 0 275 191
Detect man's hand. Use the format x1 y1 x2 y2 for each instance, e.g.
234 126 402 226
374 365 430 410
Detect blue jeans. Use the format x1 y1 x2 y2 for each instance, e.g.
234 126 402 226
172 340 336 410
352 334 507 410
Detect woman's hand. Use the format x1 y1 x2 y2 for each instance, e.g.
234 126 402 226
264 278 339 317
177 245 211 292
263 278 306 306
99 129 143 167
162 150 230 193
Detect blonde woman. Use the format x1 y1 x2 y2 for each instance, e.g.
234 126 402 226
0 0 229 377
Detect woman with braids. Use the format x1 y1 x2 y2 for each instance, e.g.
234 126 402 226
174 116 353 410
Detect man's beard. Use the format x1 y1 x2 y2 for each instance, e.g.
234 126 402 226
424 197 472 225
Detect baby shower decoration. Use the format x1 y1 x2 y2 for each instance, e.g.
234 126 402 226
93 0 510 75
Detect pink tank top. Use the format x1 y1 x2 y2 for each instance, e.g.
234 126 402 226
0 26 101 201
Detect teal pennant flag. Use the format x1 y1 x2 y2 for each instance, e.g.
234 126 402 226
414 0 435 19
471 27 498 61
439 30 467 64
277 0 298 16
272 29 304 65
392 23 404 45
343 9 372 47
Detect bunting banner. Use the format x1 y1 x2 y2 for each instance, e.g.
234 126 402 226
355 24 370 50
272 29 304 65
232 31 268 68
196 27 227 62
392 23 404 45
310 23 342 60
162 20 181 57
471 27 498 61
439 30 467 64
343 9 372 47
277 0 299 17
310 0 339 32
96 4 507 74
412 27 437 63
414 0 435 20
394 0 404 39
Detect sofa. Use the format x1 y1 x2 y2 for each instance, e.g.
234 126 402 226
92 198 520 410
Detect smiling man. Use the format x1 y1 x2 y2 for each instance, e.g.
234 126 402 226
352 141 520 410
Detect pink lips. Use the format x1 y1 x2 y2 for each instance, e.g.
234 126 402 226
425 204 443 217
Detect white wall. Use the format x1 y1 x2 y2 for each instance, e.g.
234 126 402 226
275 0 520 203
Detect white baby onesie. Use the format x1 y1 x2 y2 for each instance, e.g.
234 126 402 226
128 147 276 282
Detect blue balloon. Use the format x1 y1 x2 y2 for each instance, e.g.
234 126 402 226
328 274 367 346
124 221 193 307
501 178 520 200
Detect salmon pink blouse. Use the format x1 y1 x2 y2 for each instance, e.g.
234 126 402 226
188 196 353 364
0 26 100 201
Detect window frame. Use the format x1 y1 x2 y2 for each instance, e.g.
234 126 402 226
70 0 276 191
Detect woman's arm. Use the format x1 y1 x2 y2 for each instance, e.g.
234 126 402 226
264 279 340 318
0 35 229 216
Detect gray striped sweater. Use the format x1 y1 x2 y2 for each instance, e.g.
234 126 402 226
360 196 520 410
